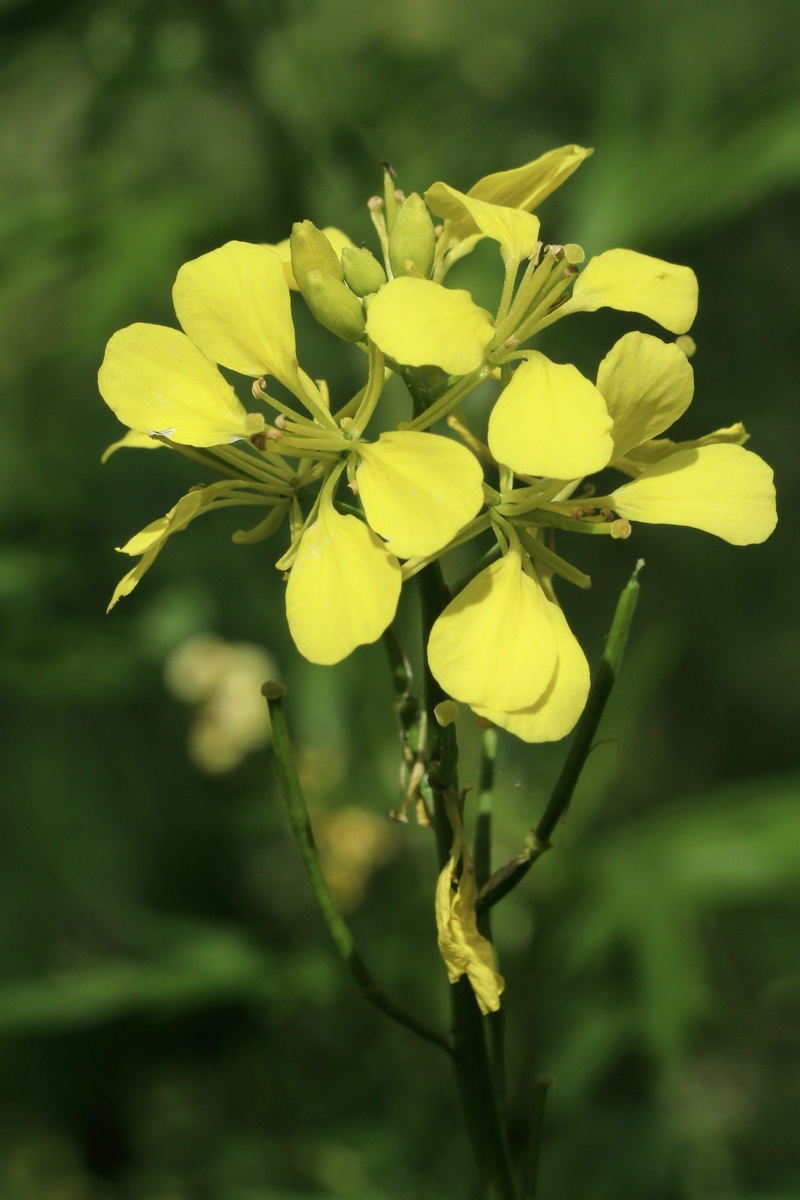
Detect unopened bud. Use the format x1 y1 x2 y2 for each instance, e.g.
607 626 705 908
301 270 366 343
290 220 343 289
434 699 459 727
341 245 387 297
389 193 436 279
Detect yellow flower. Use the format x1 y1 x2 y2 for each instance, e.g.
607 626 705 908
590 331 777 545
470 603 590 744
606 444 776 545
284 432 485 664
427 532 590 742
99 322 265 448
365 277 494 375
99 241 331 447
487 351 615 479
99 238 485 664
285 474 403 666
429 144 592 279
355 431 485 559
425 180 541 271
538 248 698 335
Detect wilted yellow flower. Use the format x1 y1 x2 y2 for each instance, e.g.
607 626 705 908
436 797 504 1014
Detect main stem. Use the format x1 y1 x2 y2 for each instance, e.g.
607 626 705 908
418 565 519 1200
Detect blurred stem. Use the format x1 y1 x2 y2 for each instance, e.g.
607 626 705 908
383 622 414 709
417 566 518 1200
475 559 644 916
520 1075 554 1199
262 682 451 1054
475 725 497 897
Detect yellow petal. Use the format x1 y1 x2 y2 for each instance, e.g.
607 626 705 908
597 332 695 458
356 431 484 559
101 429 164 463
552 249 698 334
108 550 160 612
98 324 251 447
427 547 558 711
436 854 504 1015
624 422 749 470
472 602 590 742
117 490 206 557
173 241 303 392
488 352 614 478
269 227 354 290
425 182 540 265
466 144 592 220
365 277 494 375
108 489 213 611
285 505 401 665
610 444 777 545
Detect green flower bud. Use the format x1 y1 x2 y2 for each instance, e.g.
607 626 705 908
290 220 344 290
341 245 388 297
301 269 366 343
388 193 436 280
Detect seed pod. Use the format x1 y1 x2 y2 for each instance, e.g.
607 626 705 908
388 193 436 280
301 269 366 343
341 245 388 297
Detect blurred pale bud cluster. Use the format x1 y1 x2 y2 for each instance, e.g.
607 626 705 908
315 806 397 912
164 634 275 773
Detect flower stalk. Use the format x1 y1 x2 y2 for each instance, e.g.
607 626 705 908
262 681 452 1054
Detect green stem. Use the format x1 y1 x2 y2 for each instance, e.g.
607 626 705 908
475 726 508 1130
417 567 519 1200
475 560 644 916
382 625 424 820
262 682 451 1054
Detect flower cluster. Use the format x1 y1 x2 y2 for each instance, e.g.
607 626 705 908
99 144 777 749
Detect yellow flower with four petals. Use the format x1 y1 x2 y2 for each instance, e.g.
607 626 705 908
99 144 777 747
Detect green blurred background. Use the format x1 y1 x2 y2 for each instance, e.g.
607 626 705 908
1 0 798 1196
